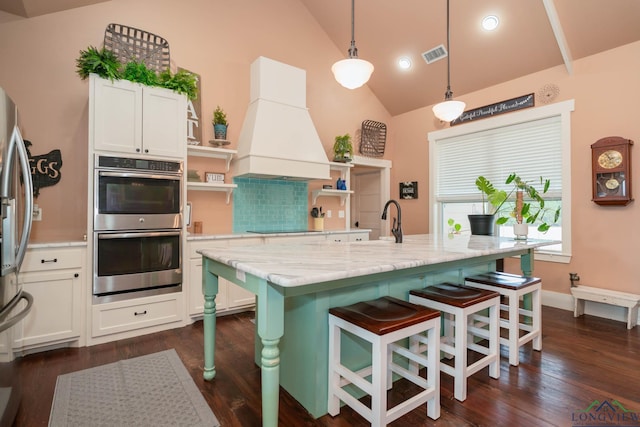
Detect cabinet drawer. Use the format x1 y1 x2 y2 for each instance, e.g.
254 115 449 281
92 294 183 337
22 248 84 272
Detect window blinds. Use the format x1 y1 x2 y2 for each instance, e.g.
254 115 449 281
435 115 562 201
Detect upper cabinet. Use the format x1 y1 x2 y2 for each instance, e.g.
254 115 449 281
89 74 187 159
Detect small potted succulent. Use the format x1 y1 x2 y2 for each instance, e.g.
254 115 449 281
332 133 353 162
212 106 228 140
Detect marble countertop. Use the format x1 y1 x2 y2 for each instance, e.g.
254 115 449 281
198 234 555 288
187 229 370 241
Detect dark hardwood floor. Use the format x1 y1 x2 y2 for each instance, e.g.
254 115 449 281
13 306 640 426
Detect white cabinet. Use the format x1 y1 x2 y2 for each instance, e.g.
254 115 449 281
91 293 184 338
90 74 186 159
326 231 370 243
12 246 84 352
187 238 259 317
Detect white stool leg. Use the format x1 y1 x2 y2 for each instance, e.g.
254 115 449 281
532 288 542 350
327 319 340 416
426 326 441 420
508 291 520 366
488 302 500 379
371 335 387 427
454 308 468 401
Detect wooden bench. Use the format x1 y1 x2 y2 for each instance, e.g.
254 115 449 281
570 285 640 329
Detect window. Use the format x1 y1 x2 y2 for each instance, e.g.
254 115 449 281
428 100 574 262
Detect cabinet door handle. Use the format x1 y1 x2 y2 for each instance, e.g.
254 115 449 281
41 258 57 264
134 310 148 316
74 273 79 278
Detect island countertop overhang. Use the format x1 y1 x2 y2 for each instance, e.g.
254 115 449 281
197 234 556 288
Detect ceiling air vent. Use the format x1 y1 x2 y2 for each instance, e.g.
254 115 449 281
422 44 447 64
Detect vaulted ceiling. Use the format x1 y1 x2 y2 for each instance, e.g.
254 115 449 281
2 0 639 116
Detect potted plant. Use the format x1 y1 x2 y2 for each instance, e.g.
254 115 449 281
468 176 508 235
332 133 353 162
212 106 228 140
472 173 560 238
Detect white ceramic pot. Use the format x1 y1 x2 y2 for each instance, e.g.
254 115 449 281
513 223 529 240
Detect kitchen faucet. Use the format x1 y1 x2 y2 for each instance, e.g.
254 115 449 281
381 199 403 243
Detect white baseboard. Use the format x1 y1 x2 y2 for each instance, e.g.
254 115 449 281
542 290 640 326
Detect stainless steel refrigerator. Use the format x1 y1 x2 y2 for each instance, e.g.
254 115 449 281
0 87 34 427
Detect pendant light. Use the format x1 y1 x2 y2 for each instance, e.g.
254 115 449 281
331 0 374 89
432 0 466 122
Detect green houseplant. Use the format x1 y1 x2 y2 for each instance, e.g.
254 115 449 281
76 46 122 81
212 106 228 140
76 46 198 101
472 173 560 237
333 133 353 162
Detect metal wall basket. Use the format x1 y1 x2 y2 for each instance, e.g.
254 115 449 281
359 120 387 157
104 23 170 73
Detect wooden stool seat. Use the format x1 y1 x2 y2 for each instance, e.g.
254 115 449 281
410 283 500 402
329 297 441 335
464 271 541 290
409 283 499 308
328 296 441 426
465 271 542 366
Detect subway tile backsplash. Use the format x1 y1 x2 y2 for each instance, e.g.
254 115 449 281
233 177 308 233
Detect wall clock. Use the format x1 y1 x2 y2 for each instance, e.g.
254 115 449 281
591 136 633 205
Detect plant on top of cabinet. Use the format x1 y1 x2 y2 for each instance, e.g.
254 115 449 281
76 46 198 100
333 133 353 162
158 69 198 100
212 106 229 140
76 46 122 81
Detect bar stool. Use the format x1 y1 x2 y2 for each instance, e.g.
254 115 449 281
409 283 500 402
465 271 542 366
328 296 441 426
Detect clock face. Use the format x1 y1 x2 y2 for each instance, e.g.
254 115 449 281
597 149 623 169
605 178 620 190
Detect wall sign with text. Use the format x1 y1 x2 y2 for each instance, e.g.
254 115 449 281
180 68 202 146
399 181 418 199
451 93 535 126
25 140 62 198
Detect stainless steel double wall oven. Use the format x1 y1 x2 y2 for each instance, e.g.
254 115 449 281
93 155 183 303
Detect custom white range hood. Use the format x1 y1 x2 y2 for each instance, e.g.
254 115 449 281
235 57 330 181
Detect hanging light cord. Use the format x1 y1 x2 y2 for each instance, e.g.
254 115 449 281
445 0 453 100
348 0 358 58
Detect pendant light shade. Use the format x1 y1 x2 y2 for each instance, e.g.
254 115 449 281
433 0 465 122
332 0 373 89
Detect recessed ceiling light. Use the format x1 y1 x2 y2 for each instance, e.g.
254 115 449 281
482 15 499 31
398 56 412 70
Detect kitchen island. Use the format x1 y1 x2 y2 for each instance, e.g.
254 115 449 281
198 234 555 426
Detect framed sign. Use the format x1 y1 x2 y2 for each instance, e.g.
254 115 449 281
399 181 418 199
180 68 202 145
451 93 534 126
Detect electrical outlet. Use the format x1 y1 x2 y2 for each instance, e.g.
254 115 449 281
338 210 345 218
32 204 42 221
326 210 332 218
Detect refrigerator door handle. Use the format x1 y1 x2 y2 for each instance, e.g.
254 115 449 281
13 126 33 269
0 291 33 333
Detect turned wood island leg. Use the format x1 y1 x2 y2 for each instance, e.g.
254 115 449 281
203 260 219 381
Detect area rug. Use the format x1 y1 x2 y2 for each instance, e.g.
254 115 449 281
49 349 219 426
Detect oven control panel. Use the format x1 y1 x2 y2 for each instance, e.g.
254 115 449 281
97 155 182 173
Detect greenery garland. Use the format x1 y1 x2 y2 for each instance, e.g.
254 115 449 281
76 46 198 100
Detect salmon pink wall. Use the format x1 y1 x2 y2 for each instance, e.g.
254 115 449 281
0 0 391 241
391 41 640 295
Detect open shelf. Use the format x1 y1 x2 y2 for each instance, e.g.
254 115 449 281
187 145 237 172
312 189 353 206
187 182 237 204
329 161 353 180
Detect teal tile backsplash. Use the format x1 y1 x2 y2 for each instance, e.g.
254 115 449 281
233 177 308 232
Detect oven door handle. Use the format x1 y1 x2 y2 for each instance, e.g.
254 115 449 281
98 171 182 181
98 231 182 239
